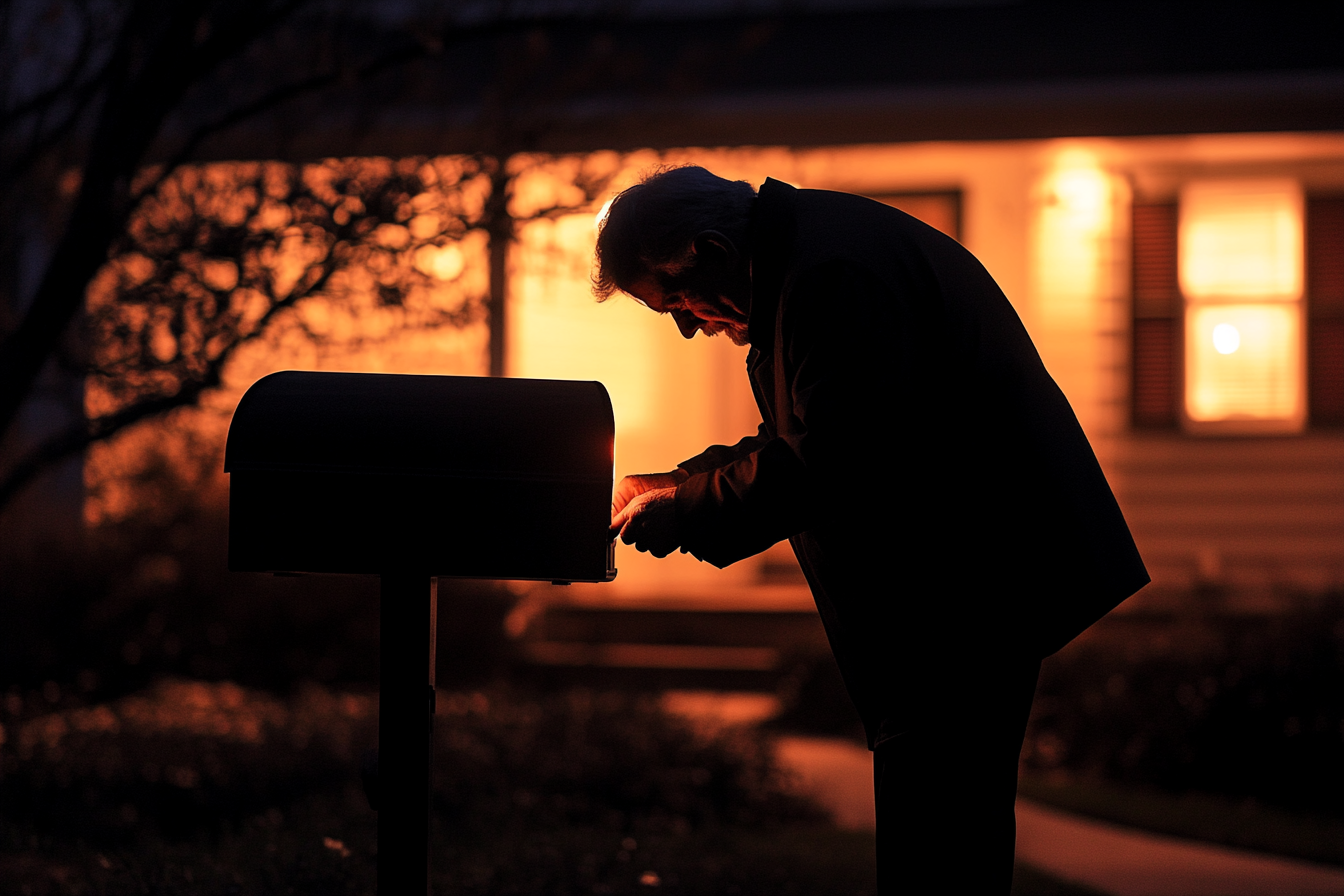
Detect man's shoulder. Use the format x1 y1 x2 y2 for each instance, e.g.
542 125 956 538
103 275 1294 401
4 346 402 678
782 188 959 281
761 178 903 223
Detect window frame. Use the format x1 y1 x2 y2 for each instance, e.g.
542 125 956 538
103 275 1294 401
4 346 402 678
1131 190 1344 433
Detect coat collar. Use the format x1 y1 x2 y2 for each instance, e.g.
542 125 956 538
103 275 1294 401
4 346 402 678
747 178 798 350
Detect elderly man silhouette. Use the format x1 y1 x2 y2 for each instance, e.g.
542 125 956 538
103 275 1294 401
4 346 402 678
599 166 1147 893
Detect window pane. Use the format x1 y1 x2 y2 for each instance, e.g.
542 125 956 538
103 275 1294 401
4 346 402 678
1185 303 1303 425
1179 179 1303 303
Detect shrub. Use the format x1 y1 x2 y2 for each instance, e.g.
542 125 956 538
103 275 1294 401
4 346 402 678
1025 594 1344 815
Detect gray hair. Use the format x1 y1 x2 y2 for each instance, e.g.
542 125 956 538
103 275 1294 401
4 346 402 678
593 166 756 301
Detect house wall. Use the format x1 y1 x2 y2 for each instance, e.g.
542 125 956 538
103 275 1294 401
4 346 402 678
508 134 1344 610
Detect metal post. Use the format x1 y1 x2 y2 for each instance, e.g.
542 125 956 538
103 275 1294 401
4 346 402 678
379 573 437 895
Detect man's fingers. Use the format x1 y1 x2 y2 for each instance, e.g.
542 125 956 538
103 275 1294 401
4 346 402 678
612 471 688 517
609 486 679 556
611 482 638 516
609 506 632 541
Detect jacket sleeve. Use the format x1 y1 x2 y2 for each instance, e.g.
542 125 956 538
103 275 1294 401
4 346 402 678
673 261 892 568
677 425 771 476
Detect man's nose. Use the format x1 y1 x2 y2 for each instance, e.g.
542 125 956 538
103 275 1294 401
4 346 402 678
672 310 701 339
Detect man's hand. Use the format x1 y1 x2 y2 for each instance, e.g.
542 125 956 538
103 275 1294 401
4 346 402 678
610 470 689 558
610 486 681 557
611 470 689 518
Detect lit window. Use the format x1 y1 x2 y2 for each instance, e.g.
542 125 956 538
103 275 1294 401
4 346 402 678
1178 180 1305 432
1185 304 1301 422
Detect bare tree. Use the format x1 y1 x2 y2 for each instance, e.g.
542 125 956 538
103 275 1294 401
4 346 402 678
3 150 617 509
0 0 630 512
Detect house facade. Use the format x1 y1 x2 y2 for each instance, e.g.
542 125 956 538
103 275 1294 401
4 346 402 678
59 2 1344 666
505 134 1344 621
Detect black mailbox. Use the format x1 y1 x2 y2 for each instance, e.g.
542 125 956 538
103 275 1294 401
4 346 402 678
225 370 617 895
225 370 616 582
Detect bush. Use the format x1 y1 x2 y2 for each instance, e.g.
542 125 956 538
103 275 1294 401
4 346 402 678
0 679 827 894
0 507 519 705
1025 594 1344 816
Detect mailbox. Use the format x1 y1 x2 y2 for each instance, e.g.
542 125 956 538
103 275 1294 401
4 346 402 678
225 370 617 895
225 370 616 583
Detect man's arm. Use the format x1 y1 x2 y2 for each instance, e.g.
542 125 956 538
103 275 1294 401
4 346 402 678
610 423 772 556
673 262 896 568
610 424 771 555
676 424 771 476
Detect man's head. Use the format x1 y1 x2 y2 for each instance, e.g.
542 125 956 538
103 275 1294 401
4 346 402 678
594 166 756 344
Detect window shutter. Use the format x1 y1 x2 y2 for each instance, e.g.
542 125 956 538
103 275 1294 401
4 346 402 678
1132 202 1179 428
1308 196 1344 427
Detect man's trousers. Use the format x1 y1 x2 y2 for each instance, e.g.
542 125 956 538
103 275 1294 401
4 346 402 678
872 653 1042 894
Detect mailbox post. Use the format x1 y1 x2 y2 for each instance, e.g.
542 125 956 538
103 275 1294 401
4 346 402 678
225 371 617 894
378 573 437 895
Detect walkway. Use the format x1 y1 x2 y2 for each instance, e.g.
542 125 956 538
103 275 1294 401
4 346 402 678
774 735 1344 896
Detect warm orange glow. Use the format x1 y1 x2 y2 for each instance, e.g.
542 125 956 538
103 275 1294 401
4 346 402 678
876 193 959 238
511 214 660 433
1185 303 1303 426
81 135 1344 599
83 158 491 527
1178 179 1305 431
1026 151 1123 441
1179 179 1303 303
1034 158 1114 321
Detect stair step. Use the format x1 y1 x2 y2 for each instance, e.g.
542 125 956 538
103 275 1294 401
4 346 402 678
521 641 781 671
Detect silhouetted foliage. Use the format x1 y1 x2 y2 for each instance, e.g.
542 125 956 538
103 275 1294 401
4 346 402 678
84 157 486 427
0 680 831 894
1025 595 1344 816
0 0 622 511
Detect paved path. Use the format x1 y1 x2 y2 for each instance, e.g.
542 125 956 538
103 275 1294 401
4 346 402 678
1015 800 1344 896
774 735 1344 896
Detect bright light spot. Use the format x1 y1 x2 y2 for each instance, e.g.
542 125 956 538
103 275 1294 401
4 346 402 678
1180 179 1303 302
639 871 661 887
512 213 655 432
415 243 464 281
1033 155 1113 325
323 837 351 858
1212 323 1240 354
200 259 239 292
372 223 410 249
594 197 614 231
1052 167 1108 220
1186 303 1301 424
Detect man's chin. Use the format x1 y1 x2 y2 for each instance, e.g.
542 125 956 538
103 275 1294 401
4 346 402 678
701 323 750 345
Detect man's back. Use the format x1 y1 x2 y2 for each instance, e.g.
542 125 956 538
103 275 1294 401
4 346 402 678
752 181 1147 658
597 167 1148 893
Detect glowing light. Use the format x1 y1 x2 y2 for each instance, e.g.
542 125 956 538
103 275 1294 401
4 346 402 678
1179 180 1303 302
1186 304 1301 423
1178 179 1304 430
511 213 656 432
414 243 465 281
594 197 614 231
1033 158 1113 322
1212 323 1240 355
1052 167 1108 221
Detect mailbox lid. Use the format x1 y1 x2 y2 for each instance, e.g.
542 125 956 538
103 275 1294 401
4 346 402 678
224 371 614 482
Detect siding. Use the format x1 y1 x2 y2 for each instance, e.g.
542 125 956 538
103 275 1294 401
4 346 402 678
1110 433 1344 593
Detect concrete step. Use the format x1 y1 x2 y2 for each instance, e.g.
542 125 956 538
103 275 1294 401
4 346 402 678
512 605 833 689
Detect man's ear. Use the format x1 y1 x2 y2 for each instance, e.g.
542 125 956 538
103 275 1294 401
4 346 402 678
691 230 740 273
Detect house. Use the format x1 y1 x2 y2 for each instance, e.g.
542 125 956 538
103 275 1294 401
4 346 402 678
72 1 1344 678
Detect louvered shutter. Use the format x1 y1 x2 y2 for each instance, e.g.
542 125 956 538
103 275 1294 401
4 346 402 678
1308 197 1344 427
1131 202 1179 428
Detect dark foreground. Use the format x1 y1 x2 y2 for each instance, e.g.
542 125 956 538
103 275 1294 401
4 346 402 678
0 680 1096 895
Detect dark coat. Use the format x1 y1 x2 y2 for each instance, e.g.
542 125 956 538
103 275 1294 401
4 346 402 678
673 179 1148 745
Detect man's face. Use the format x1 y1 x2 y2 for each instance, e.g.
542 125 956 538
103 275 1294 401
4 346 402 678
626 274 751 345
625 254 752 345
